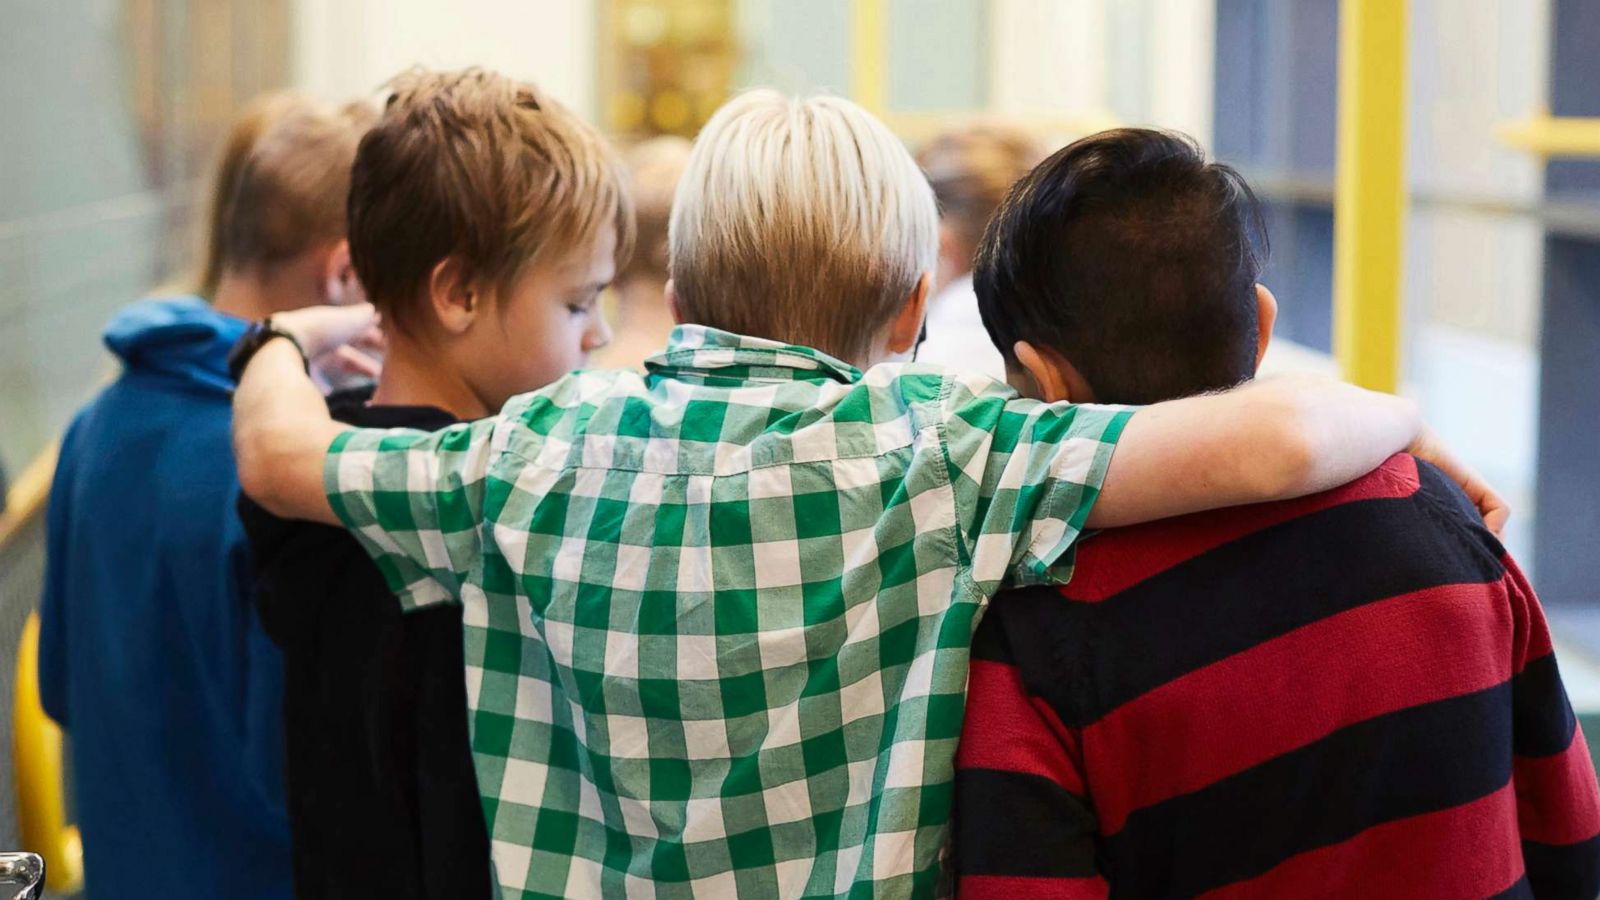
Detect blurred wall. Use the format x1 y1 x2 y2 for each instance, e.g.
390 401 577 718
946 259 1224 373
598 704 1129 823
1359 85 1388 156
0 0 289 483
1405 0 1550 554
292 0 599 117
0 0 150 479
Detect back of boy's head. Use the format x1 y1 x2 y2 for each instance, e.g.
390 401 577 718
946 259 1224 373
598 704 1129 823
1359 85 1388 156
348 67 635 335
669 90 938 364
917 123 1045 263
974 128 1268 405
620 136 693 288
199 93 374 299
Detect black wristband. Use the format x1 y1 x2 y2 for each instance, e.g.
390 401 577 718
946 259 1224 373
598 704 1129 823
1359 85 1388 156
227 317 310 383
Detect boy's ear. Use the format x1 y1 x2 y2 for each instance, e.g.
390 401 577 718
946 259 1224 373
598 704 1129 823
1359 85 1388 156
428 256 479 336
937 225 964 278
1254 283 1279 372
665 279 686 325
320 240 365 306
1013 340 1094 404
885 273 932 356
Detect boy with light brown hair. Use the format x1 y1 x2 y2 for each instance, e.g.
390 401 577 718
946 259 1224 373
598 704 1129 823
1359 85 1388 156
915 123 1045 379
239 68 632 899
231 90 1500 897
592 135 693 370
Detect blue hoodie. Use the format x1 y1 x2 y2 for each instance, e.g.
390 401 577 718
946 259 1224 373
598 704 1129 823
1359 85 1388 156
38 296 292 900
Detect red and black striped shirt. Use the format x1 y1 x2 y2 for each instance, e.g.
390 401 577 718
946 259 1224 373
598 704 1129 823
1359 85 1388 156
954 454 1600 898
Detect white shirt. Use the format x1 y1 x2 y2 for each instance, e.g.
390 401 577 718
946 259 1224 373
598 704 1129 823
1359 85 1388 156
915 273 1009 382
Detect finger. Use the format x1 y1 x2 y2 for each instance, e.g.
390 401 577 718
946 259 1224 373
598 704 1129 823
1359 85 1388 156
340 346 383 378
1480 491 1511 536
353 325 387 353
325 345 382 379
1481 502 1509 536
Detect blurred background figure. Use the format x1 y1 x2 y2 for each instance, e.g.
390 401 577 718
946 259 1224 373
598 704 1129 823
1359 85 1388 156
34 92 371 900
915 123 1046 380
592 135 693 370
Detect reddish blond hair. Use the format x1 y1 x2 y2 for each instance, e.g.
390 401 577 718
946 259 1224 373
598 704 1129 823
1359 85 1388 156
198 93 374 298
348 68 635 333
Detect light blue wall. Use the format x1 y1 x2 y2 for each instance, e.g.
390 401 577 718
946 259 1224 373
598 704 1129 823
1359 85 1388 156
0 0 166 480
886 0 987 111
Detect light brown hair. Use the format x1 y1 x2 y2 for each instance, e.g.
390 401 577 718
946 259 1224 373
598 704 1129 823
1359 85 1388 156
348 67 636 334
198 93 374 299
917 123 1045 262
619 136 692 287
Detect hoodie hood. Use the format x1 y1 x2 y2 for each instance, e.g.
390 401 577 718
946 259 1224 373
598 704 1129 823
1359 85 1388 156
103 296 248 396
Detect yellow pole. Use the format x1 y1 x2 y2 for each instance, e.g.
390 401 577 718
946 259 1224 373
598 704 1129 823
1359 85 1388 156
851 0 888 116
1333 0 1408 393
12 613 84 893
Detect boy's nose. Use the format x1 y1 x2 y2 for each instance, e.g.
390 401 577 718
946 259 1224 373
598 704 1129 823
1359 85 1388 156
584 308 613 352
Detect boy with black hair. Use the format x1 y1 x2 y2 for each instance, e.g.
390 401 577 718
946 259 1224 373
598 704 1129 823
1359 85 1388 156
955 127 1600 899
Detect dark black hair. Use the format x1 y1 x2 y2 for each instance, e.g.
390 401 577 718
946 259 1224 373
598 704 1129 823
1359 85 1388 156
973 128 1269 405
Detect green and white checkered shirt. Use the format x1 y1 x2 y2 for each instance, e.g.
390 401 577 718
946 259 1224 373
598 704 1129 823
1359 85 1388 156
326 325 1130 898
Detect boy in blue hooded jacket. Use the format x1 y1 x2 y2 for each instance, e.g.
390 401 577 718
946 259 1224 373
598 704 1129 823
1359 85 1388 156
37 93 372 900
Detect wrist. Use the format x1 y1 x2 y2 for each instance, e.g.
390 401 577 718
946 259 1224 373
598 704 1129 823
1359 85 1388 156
228 317 309 383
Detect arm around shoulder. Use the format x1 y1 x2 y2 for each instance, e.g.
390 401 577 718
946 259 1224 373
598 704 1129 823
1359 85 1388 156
1086 374 1420 528
232 338 347 525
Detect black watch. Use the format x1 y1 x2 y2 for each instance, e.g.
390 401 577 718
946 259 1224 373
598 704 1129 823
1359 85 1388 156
227 317 310 383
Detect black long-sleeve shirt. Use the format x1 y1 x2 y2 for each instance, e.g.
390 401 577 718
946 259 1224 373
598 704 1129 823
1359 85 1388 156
240 389 491 900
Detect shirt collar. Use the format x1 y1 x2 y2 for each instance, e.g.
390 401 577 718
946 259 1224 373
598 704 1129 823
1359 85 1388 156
644 325 863 385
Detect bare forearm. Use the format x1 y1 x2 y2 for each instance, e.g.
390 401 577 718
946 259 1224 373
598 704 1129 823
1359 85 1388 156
1086 375 1418 528
232 339 346 524
1275 375 1418 494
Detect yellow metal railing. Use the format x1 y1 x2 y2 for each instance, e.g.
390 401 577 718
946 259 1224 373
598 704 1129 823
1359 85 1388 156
1498 116 1600 158
1332 0 1408 394
2 438 82 893
12 613 83 894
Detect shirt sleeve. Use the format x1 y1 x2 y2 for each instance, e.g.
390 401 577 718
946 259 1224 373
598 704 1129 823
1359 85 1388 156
1504 554 1600 899
940 372 1133 591
323 416 500 610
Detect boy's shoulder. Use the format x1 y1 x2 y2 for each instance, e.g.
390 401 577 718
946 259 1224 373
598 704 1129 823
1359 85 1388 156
1055 453 1500 605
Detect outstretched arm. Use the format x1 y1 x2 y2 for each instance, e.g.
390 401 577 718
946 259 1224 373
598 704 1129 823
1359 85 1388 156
1086 374 1505 530
232 304 377 524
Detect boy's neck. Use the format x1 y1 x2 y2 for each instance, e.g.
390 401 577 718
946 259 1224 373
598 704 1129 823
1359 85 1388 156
370 334 492 420
211 258 323 322
212 272 287 323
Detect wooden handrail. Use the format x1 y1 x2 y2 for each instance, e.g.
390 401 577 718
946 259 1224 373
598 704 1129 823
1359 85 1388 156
0 441 59 554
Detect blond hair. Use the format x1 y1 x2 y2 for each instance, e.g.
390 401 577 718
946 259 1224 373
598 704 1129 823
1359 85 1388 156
198 93 374 299
917 123 1045 261
669 90 938 363
348 68 635 334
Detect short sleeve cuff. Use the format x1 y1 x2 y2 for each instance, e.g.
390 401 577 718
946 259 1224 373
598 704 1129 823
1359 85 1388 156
324 428 461 610
1012 405 1133 587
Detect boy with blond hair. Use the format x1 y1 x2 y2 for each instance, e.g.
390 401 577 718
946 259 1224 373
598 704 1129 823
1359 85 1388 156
240 68 631 898
231 90 1499 897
